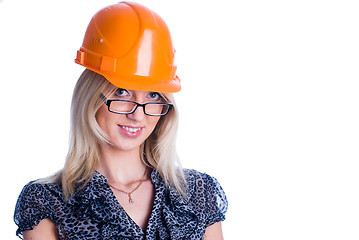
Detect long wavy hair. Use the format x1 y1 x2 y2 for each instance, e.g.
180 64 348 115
48 69 186 200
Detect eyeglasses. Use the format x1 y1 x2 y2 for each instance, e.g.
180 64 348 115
100 93 173 116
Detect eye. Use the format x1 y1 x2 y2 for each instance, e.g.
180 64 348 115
148 92 162 101
114 88 130 98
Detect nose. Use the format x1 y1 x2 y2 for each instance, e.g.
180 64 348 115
126 105 146 122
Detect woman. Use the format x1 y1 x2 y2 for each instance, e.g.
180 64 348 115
14 2 227 239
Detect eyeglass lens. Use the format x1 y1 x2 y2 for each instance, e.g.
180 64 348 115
110 101 170 115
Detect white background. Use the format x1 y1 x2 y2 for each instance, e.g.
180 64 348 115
1 0 359 239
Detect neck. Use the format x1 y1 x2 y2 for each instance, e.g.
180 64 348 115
96 144 148 185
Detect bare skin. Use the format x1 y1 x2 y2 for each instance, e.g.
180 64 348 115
22 90 224 239
95 90 160 230
204 222 224 240
22 219 57 240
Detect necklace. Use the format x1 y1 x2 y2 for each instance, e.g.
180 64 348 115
107 168 147 205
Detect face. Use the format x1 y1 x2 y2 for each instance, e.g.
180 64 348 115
96 88 164 153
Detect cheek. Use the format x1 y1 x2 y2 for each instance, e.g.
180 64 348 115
149 117 161 131
141 117 161 141
96 106 113 131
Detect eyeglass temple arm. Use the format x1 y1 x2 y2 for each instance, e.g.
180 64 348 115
99 93 107 103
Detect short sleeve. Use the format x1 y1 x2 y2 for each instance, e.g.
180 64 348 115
14 181 57 238
203 173 228 227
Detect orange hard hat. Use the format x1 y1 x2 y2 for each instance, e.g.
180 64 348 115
75 1 181 93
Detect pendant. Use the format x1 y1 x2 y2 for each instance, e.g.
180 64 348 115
128 194 134 204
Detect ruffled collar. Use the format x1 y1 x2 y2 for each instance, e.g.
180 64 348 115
67 169 198 239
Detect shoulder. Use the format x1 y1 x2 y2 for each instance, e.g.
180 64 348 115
183 169 228 226
14 179 62 214
184 169 214 192
14 180 62 237
184 168 225 198
16 180 62 205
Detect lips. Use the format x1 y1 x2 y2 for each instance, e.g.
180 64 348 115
118 125 143 138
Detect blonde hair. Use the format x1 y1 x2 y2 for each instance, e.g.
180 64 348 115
49 69 186 200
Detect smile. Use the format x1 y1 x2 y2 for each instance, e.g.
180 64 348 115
121 126 142 133
118 125 144 138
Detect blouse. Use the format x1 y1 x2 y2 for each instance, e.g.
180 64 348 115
14 169 228 239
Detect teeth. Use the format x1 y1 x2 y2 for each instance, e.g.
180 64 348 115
122 126 141 133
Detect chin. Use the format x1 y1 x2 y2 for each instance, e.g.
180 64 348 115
108 138 144 152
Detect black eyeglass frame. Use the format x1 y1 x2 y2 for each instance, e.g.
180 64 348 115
100 93 173 116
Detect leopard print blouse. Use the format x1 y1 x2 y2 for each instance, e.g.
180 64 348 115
14 169 228 239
